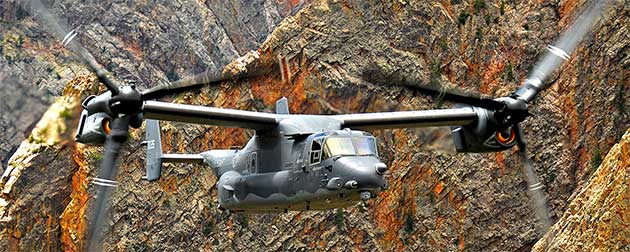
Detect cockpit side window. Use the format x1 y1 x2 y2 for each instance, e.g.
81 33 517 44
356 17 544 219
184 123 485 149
310 140 322 165
250 152 257 174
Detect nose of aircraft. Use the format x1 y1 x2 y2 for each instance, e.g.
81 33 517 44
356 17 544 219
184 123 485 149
333 156 386 189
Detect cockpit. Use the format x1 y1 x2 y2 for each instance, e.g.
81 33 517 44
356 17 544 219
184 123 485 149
322 136 378 159
309 131 378 164
306 131 387 196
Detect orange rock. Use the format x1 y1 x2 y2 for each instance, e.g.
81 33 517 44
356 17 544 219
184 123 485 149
533 129 630 252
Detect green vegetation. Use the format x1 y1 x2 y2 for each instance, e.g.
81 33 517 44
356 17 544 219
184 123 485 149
474 0 486 14
202 220 214 235
165 68 179 82
591 147 603 171
585 147 603 179
430 61 442 106
485 14 492 25
335 208 345 229
404 212 414 233
359 201 369 212
251 97 267 111
500 0 506 15
452 238 461 247
86 151 103 164
30 144 47 154
128 130 135 141
522 23 530 31
475 27 483 41
129 243 148 252
439 37 448 51
38 126 49 136
458 10 470 26
15 6 27 20
616 73 626 114
430 61 441 85
59 109 72 120
402 237 410 246
236 214 249 228
545 170 557 184
27 134 45 144
1 33 25 64
505 61 514 81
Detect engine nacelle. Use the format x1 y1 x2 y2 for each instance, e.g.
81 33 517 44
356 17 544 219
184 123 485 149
75 91 144 145
450 105 517 153
75 110 111 145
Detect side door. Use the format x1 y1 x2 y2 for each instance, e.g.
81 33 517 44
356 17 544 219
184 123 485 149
291 137 324 193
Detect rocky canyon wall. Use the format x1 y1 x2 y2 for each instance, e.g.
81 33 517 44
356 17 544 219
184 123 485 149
0 0 628 251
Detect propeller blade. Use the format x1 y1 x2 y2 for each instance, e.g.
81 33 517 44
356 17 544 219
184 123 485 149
141 69 264 100
514 0 612 103
361 67 506 110
26 0 120 94
514 124 552 234
141 58 283 100
87 116 130 251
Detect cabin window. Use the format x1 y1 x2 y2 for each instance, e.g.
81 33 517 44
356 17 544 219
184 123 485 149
250 152 257 174
310 140 321 165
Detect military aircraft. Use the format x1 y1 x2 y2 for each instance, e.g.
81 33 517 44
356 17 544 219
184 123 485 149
25 0 611 250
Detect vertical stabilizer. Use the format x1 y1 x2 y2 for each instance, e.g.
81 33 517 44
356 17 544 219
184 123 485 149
276 97 290 114
144 119 163 181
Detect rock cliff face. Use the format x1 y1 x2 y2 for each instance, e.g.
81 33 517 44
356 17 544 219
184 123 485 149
532 129 629 252
0 69 49 173
1 0 628 251
0 0 310 179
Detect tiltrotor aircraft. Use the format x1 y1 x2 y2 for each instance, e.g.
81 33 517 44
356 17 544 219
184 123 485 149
26 0 611 249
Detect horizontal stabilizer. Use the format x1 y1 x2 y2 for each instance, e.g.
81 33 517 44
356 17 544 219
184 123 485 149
144 120 207 181
162 154 205 163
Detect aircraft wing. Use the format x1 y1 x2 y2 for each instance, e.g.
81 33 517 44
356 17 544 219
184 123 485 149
143 101 279 130
329 108 479 130
143 101 480 131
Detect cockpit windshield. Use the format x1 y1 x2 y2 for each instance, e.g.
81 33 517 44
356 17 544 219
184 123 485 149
353 137 377 155
322 136 377 159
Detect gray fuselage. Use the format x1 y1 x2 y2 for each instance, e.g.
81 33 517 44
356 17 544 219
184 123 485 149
200 117 388 212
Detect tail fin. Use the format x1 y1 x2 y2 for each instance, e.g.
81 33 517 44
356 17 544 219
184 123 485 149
275 97 289 114
144 119 163 181
143 120 206 181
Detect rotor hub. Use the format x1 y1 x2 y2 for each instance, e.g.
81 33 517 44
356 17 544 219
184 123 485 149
493 96 530 127
110 85 143 116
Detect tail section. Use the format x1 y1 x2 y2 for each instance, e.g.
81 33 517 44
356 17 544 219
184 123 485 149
144 119 163 181
143 119 206 181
